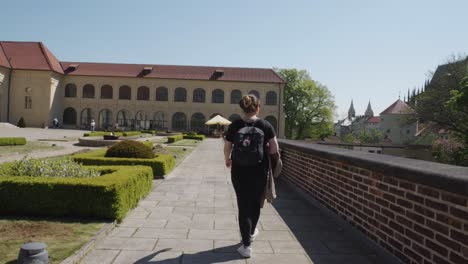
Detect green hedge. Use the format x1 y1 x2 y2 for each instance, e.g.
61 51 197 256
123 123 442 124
0 137 27 146
183 135 205 140
0 166 152 221
72 149 175 178
83 131 141 137
167 134 183 143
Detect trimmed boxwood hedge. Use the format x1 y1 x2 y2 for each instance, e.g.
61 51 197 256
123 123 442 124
0 137 27 146
183 134 205 140
0 166 152 221
72 149 175 178
167 134 183 143
83 131 141 137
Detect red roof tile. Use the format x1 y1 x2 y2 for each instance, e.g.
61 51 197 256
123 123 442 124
366 117 381 123
61 62 285 83
0 44 10 68
380 99 415 115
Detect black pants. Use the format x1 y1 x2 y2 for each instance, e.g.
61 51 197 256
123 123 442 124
231 165 267 246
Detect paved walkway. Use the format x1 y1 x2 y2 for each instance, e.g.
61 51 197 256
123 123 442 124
82 138 383 264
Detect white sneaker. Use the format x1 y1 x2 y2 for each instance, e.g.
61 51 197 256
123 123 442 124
237 245 252 258
250 228 259 241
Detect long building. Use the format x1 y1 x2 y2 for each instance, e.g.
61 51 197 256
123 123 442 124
0 41 286 137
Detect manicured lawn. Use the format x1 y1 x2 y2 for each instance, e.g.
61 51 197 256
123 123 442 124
168 139 201 147
0 141 63 157
154 145 194 164
0 217 105 264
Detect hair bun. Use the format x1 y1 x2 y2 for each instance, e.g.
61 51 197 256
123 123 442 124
242 95 252 108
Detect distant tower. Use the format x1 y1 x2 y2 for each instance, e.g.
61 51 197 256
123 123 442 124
365 101 374 117
348 100 356 119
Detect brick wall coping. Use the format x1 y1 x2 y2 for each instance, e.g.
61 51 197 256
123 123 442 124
317 141 430 149
279 139 468 196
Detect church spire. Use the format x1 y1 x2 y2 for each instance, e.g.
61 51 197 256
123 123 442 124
365 101 374 117
348 100 356 119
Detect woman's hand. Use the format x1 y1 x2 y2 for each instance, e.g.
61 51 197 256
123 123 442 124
225 159 232 168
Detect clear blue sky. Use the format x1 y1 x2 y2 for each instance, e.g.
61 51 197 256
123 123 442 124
2 0 467 120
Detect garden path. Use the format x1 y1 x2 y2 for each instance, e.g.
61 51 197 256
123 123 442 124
82 138 388 264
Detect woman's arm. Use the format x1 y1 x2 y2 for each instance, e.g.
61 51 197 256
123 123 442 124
224 140 232 167
268 136 280 170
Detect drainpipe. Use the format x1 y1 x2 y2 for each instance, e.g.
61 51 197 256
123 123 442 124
6 68 12 123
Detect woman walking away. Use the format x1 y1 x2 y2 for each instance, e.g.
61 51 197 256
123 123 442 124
224 94 280 258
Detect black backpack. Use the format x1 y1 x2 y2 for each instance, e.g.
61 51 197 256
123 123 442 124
231 121 265 166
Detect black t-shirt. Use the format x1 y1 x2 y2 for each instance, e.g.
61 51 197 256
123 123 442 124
224 118 276 150
225 118 276 173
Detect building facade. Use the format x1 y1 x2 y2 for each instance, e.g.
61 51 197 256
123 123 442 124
0 41 286 137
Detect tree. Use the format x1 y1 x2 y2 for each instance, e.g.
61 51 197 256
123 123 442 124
447 76 468 143
17 117 26 128
275 68 336 140
356 128 383 144
417 56 468 166
416 56 468 138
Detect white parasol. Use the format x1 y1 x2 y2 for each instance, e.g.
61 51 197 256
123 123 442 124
205 115 232 125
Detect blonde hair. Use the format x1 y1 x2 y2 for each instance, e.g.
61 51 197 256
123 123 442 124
239 94 259 113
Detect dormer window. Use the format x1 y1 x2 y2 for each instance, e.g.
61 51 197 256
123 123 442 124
141 66 153 76
211 69 224 79
65 64 79 73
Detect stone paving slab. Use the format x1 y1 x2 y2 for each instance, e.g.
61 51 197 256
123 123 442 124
80 138 394 263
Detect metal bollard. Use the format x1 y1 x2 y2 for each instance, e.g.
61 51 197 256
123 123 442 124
17 242 49 264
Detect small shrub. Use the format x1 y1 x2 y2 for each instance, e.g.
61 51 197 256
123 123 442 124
183 134 205 140
17 117 26 128
0 137 27 146
105 140 154 159
122 131 141 137
0 157 100 178
432 138 467 166
168 135 183 143
73 149 175 177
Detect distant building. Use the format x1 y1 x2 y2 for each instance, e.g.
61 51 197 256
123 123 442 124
334 100 378 138
379 99 418 144
335 99 418 144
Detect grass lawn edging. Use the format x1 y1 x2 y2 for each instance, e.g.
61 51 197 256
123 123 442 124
60 220 116 264
0 137 27 146
0 166 153 221
83 131 141 137
72 149 175 178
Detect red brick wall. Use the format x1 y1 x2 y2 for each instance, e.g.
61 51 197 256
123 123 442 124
281 146 468 264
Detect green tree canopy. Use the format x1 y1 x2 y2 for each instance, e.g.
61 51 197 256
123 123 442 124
416 56 468 139
276 68 336 139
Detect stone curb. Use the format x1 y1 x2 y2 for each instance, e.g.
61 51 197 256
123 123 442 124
60 221 116 264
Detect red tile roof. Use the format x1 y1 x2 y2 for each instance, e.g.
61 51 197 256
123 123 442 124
0 40 285 83
0 41 63 74
380 99 415 115
61 62 285 83
366 117 381 123
39 43 64 74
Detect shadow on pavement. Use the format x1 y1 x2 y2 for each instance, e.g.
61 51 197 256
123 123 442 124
134 245 245 264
